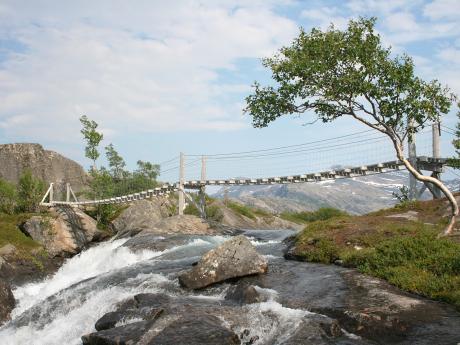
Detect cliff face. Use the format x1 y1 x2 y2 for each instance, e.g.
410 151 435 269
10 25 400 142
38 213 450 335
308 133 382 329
0 143 89 194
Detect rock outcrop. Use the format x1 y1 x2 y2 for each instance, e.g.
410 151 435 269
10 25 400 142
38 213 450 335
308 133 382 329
111 198 174 236
21 206 102 257
178 235 268 289
0 143 89 193
0 280 15 325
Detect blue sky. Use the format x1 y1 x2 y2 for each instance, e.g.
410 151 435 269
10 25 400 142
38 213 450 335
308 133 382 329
1 0 460 182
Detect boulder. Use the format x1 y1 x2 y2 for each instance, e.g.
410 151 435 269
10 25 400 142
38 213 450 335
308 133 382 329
224 284 266 305
0 280 15 325
82 320 150 345
21 206 101 257
148 314 240 345
0 244 16 257
178 235 268 289
147 215 215 235
111 198 173 235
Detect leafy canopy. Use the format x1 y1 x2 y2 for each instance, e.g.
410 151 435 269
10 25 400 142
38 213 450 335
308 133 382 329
245 17 454 144
80 115 103 164
105 143 126 179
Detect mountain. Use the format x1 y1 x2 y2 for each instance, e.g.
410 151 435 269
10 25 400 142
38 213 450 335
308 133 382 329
212 171 459 215
0 143 89 195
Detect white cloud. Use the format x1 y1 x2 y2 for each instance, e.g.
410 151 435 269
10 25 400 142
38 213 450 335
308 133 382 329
301 7 349 29
424 0 460 20
0 1 298 143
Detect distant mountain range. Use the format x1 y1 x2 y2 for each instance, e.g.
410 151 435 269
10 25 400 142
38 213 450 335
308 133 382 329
212 171 460 215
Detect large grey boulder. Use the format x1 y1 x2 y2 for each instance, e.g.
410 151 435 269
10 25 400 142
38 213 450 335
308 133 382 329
21 206 101 257
0 280 15 325
179 235 268 289
111 198 173 235
0 143 88 194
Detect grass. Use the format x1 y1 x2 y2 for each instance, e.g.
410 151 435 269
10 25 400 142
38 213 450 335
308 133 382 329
0 212 50 269
280 207 348 224
226 201 257 220
291 200 460 310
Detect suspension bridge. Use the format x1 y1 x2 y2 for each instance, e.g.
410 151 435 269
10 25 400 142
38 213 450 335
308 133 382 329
39 122 458 217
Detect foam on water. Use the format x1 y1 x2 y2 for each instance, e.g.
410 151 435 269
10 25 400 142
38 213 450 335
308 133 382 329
12 239 161 317
1 271 170 345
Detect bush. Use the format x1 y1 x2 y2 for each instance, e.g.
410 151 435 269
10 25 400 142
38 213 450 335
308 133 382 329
345 229 460 309
0 178 17 214
226 201 256 220
281 207 347 224
16 170 45 213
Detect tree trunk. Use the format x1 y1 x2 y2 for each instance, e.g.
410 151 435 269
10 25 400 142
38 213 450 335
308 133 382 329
393 140 458 236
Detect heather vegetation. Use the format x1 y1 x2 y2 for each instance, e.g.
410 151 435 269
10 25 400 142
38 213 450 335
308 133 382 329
291 200 460 310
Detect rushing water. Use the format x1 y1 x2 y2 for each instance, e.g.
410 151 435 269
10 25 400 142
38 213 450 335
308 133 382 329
0 230 310 345
1 229 459 345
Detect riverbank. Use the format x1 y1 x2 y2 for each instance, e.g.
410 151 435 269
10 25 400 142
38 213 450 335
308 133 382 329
285 198 460 310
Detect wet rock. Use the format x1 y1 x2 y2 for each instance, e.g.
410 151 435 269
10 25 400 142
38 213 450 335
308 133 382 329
0 244 17 257
178 235 268 289
147 314 239 345
225 284 266 305
82 320 150 345
147 215 216 235
111 198 174 235
283 235 305 261
21 206 100 257
95 293 169 331
0 280 15 325
282 318 347 345
122 233 190 253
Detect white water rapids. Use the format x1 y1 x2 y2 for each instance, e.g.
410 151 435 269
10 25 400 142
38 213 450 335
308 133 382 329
0 231 332 345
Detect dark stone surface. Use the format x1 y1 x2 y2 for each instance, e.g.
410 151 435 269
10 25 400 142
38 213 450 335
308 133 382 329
225 284 266 304
147 314 240 345
82 320 150 345
0 280 15 325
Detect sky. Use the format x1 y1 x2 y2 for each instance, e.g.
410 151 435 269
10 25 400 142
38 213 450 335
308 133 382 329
1 0 460 182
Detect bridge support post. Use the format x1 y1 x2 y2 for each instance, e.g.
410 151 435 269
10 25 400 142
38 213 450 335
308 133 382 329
199 155 207 219
430 122 442 199
178 152 185 216
408 122 417 200
66 183 70 202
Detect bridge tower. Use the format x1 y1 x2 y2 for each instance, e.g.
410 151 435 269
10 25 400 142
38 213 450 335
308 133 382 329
199 155 207 219
178 152 185 215
409 122 443 200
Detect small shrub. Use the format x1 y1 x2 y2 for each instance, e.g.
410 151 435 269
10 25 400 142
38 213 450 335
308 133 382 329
227 201 256 220
0 178 17 214
17 170 45 213
281 207 347 224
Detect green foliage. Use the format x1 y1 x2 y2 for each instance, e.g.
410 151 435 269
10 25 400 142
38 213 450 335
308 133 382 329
280 207 347 224
105 143 126 179
294 214 460 310
392 185 410 203
16 170 45 213
80 115 103 168
345 229 460 309
0 213 41 251
245 17 454 145
136 160 160 180
227 201 256 220
0 178 17 214
183 195 224 222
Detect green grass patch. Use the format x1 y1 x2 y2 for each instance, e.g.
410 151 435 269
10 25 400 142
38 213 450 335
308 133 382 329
293 215 460 310
281 207 348 224
0 213 41 251
226 201 257 220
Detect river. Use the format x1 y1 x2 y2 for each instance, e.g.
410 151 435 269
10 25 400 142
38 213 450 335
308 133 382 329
1 229 459 344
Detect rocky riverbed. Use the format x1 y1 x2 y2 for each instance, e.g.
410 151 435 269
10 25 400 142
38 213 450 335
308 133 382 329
0 229 459 344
